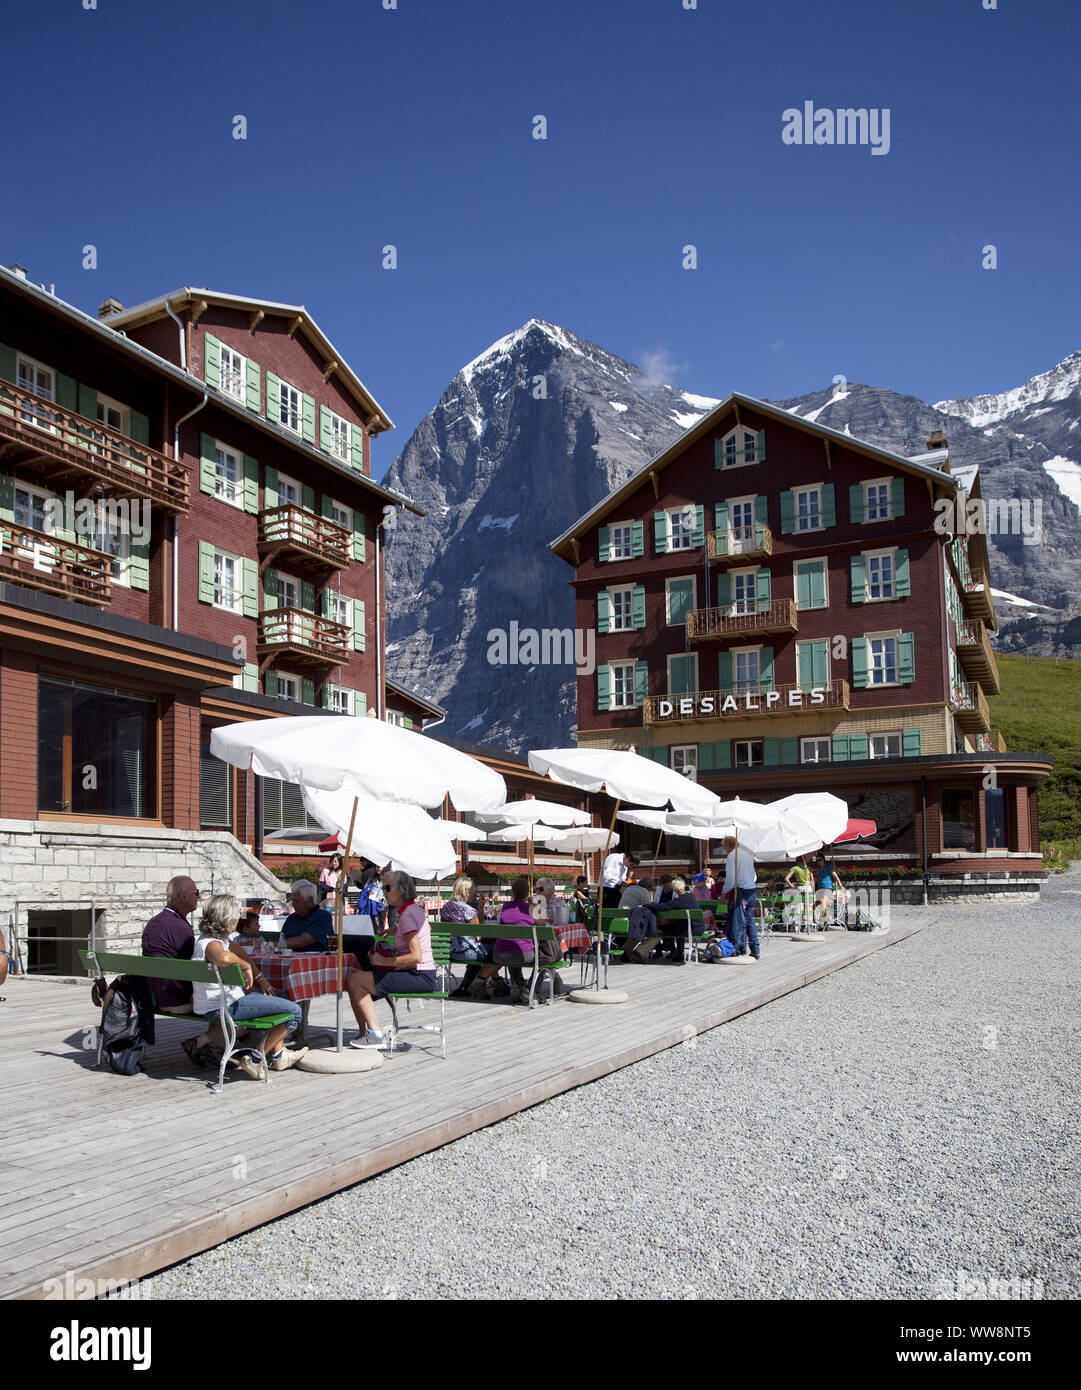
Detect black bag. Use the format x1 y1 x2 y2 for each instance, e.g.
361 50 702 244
99 975 156 1075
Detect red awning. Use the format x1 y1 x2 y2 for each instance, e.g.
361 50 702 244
833 818 877 844
317 834 340 853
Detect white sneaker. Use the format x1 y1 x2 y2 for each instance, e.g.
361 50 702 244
349 1030 388 1050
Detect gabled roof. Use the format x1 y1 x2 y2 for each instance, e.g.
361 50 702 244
385 676 446 720
106 287 394 435
549 390 963 562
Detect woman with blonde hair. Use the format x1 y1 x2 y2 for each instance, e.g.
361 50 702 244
190 894 307 1075
442 876 503 999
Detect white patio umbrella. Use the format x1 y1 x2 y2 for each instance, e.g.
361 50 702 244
527 747 722 995
302 787 459 880
430 818 490 843
540 826 616 853
483 820 567 890
211 716 507 1051
474 798 591 827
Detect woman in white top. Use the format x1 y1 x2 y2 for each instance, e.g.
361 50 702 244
191 895 307 1075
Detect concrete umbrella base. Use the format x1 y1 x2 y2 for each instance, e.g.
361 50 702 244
298 1048 385 1074
568 988 630 1005
722 955 758 964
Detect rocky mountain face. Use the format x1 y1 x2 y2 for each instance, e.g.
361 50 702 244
384 323 1081 751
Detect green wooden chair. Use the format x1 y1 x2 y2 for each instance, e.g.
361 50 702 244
469 923 572 1007
655 907 711 964
384 925 452 1058
81 949 296 1093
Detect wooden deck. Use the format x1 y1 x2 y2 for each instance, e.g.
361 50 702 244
0 918 930 1300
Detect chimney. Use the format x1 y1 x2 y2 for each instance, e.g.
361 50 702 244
97 297 125 320
8 264 28 279
927 430 948 451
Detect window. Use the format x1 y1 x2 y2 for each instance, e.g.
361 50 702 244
13 483 54 534
90 513 132 587
213 551 243 612
324 685 352 714
276 674 300 703
331 501 352 532
326 590 350 627
794 558 827 610
867 551 895 601
668 507 695 551
16 354 57 432
729 497 754 535
327 412 351 462
220 346 246 402
666 576 695 625
611 661 637 709
278 381 301 434
985 788 1007 850
214 444 243 507
733 648 760 691
200 739 231 828
869 732 903 759
671 745 698 777
277 473 300 507
801 737 831 764
720 427 759 469
609 585 634 632
869 636 898 685
279 575 300 611
865 480 891 522
38 677 157 818
95 394 128 434
794 486 822 532
732 568 758 615
734 740 764 769
610 523 633 560
385 710 406 727
941 788 976 850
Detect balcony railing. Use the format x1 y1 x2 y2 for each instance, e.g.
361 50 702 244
706 523 773 563
952 679 991 734
961 565 994 625
256 607 351 668
974 727 1007 754
686 597 798 641
955 617 1001 694
258 505 351 574
0 520 112 605
643 678 851 724
0 382 189 512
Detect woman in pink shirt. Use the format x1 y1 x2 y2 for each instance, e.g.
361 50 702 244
348 869 437 1049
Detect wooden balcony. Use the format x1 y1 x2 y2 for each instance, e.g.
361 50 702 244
952 679 991 734
961 566 995 625
973 727 1007 754
256 607 351 670
706 523 773 564
955 617 1001 694
258 505 351 576
644 678 850 724
0 520 112 606
686 598 798 641
0 382 189 512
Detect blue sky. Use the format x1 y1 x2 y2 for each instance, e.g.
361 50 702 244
3 0 1078 480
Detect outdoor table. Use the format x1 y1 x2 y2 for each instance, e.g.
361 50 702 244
249 950 361 1042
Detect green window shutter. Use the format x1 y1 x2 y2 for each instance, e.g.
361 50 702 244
353 514 366 562
264 466 278 510
55 373 77 411
302 678 315 706
301 579 316 612
242 662 259 693
891 477 905 518
241 558 259 618
851 553 867 603
898 632 915 683
129 535 150 591
669 654 696 696
402 715 414 730
245 358 261 411
354 599 366 651
598 526 611 563
0 343 15 382
302 484 315 513
714 501 728 533
634 660 649 707
265 669 279 699
321 494 334 521
632 585 646 629
200 433 217 494
716 571 731 608
266 372 281 424
895 548 911 598
242 454 259 513
649 747 667 766
754 494 768 525
763 738 780 767
795 562 811 611
263 567 279 610
301 393 316 445
0 473 13 520
77 383 98 420
631 520 644 558
692 505 705 547
714 438 725 470
780 490 795 533
204 334 222 390
698 742 715 772
668 577 693 624
812 640 829 684
849 733 869 761
852 637 869 688
320 587 332 618
781 737 798 765
597 589 611 635
903 728 922 757
355 689 367 715
757 568 771 604
128 410 149 445
756 428 767 464
597 665 612 712
321 684 334 710
849 483 864 524
715 740 731 769
832 735 850 762
821 483 836 527
198 541 215 603
319 406 334 453
718 650 732 689
759 646 775 688
351 426 364 470
809 560 826 608
654 512 668 554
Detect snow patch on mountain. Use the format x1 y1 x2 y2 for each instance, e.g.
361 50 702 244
1042 456 1081 511
935 350 1081 427
608 401 628 412
477 514 519 532
991 589 1056 612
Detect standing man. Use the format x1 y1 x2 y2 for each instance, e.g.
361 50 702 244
601 850 638 909
721 835 759 960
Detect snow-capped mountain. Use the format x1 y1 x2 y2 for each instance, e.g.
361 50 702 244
384 324 1081 751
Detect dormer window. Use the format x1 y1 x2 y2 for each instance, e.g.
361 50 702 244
715 426 764 470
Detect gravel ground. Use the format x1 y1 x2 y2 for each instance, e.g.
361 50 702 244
135 872 1081 1301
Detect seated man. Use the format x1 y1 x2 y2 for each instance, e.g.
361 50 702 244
142 875 222 1065
617 876 659 963
281 880 334 951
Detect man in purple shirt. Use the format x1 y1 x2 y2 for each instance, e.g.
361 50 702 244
142 877 201 1011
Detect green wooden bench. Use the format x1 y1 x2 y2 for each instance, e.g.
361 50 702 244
81 950 296 1094
464 922 572 1008
655 907 712 965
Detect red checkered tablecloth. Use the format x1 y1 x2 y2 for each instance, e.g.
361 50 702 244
556 923 593 953
249 951 360 1002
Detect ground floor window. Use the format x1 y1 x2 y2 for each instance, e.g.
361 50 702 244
834 788 916 854
261 777 320 836
985 787 1007 850
38 677 157 818
869 732 903 759
734 739 764 769
200 738 232 829
671 745 698 777
941 788 976 849
801 736 831 764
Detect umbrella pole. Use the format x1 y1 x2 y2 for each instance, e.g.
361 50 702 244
653 828 663 873
595 800 620 991
337 796 358 1053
